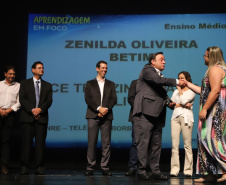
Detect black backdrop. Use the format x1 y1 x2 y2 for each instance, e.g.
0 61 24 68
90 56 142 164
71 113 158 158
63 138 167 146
1 0 226 170
2 0 226 81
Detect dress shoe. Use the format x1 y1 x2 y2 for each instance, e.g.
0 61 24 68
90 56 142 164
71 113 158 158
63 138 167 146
125 169 136 176
21 166 29 175
154 173 168 180
1 166 8 175
170 174 178 177
185 174 192 178
36 167 45 175
138 173 150 180
85 170 93 176
101 170 112 176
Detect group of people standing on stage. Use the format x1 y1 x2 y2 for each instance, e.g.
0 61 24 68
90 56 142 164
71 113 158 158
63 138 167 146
0 61 52 175
0 46 225 183
84 46 226 183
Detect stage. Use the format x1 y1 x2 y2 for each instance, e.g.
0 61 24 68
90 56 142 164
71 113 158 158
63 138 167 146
0 148 219 185
0 171 220 185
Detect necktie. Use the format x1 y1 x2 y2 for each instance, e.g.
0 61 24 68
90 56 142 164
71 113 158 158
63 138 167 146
35 81 40 107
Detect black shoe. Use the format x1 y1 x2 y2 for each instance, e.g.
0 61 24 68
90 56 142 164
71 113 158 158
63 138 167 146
170 174 178 177
21 166 29 175
138 173 150 180
36 167 45 175
101 170 112 176
185 174 192 178
125 169 136 176
85 170 93 176
154 174 168 180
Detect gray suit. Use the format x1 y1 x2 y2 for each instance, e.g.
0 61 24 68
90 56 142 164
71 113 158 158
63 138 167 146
133 64 177 175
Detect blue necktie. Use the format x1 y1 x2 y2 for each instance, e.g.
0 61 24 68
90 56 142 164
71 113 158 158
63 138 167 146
35 81 40 107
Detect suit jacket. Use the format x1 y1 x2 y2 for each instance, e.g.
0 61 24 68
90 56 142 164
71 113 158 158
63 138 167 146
19 78 53 124
85 78 117 120
133 64 177 127
128 79 137 122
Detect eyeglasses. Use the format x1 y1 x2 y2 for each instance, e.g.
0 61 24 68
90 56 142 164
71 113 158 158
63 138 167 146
203 55 209 58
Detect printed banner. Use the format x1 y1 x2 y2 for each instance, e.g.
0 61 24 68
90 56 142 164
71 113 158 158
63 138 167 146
27 13 226 148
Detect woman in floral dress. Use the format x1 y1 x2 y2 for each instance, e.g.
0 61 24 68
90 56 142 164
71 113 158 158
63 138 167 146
183 46 226 182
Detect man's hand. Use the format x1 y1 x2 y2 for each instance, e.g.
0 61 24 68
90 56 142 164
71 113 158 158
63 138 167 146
168 102 176 110
5 108 13 116
0 109 7 118
35 114 41 120
98 107 108 116
179 79 186 86
98 113 103 118
32 108 42 117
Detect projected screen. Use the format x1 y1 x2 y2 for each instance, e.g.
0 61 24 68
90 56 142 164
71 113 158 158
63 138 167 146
27 13 226 148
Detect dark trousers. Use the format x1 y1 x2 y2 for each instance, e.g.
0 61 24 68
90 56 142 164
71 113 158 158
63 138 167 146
20 121 47 169
87 118 112 171
0 113 15 167
134 113 162 175
128 122 138 170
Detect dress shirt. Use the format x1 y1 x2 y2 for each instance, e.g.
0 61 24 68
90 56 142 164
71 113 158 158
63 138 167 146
33 77 41 94
171 89 195 126
154 68 163 77
0 80 20 111
154 68 179 84
96 77 105 109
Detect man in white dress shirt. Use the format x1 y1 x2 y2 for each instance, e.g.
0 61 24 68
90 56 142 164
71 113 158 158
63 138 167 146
0 65 20 174
84 61 117 176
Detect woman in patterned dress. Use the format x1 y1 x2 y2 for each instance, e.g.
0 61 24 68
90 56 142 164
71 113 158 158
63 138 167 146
183 46 226 182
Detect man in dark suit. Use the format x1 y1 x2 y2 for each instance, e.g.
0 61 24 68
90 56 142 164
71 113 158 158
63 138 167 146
133 52 178 180
84 60 117 176
125 79 138 176
19 61 52 175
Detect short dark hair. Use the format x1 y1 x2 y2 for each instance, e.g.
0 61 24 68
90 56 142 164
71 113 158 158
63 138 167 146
4 65 16 73
178 71 192 83
149 52 163 64
96 60 107 68
32 61 43 69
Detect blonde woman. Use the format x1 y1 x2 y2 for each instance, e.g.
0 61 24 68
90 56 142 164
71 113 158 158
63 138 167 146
183 46 226 182
170 71 195 178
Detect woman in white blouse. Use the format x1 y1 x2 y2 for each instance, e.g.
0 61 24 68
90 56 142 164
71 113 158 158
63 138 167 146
170 71 196 178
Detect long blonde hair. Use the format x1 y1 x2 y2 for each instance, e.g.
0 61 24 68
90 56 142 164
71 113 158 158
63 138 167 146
205 46 226 77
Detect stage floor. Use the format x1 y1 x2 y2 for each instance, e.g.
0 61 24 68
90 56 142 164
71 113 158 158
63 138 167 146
1 148 220 184
0 171 221 185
